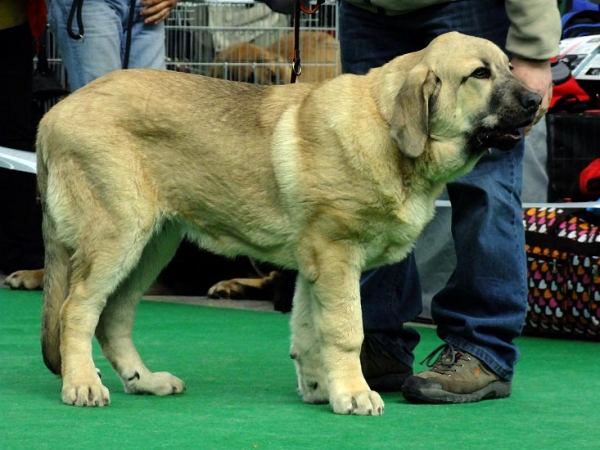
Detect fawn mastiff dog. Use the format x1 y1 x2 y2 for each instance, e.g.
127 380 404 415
37 32 540 415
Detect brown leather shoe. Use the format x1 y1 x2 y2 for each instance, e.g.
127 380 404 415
402 343 511 404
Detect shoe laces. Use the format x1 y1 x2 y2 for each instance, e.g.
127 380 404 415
419 343 471 375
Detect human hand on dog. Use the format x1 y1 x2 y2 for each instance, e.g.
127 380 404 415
140 0 177 24
510 57 553 135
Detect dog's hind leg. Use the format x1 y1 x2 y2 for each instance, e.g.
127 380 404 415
40 212 71 375
58 214 161 407
95 221 186 397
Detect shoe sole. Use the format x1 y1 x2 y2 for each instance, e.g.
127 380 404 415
402 380 512 404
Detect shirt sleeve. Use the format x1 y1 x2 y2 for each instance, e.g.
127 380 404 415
504 0 562 60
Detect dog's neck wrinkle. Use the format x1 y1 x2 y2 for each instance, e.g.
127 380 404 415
420 139 480 185
402 165 440 201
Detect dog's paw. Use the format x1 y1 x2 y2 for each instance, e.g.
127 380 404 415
123 371 186 396
330 389 385 416
4 269 44 290
207 280 246 299
62 375 111 407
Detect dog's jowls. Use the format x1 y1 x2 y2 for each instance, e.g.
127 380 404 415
37 32 540 415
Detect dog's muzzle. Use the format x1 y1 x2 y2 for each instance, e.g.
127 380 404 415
475 91 542 151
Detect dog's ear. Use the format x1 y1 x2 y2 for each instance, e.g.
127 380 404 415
390 66 439 158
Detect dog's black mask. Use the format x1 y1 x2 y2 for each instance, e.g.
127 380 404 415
469 90 541 153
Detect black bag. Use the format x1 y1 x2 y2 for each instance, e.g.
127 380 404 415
546 112 600 201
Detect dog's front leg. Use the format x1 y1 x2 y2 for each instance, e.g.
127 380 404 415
290 274 329 404
291 246 384 416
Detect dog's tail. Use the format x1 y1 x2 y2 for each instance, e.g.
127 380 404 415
37 134 69 376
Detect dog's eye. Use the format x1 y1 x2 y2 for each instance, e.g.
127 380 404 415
471 67 491 79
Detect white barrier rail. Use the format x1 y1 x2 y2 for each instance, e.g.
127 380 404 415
1 144 597 210
0 146 37 174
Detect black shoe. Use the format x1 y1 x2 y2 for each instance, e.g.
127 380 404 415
360 334 413 392
401 343 512 404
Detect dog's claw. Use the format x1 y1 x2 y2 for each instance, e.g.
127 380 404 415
123 371 185 396
331 390 384 416
62 382 111 407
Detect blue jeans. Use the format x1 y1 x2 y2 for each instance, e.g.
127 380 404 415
348 0 527 380
48 0 166 91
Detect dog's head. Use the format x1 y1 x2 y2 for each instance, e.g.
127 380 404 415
386 32 541 159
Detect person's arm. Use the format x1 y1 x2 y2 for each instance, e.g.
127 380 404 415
504 0 562 128
511 57 552 128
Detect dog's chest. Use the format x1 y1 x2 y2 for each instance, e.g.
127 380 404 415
361 200 435 268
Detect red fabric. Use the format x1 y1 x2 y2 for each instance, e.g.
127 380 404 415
580 158 600 196
550 75 590 108
27 0 47 40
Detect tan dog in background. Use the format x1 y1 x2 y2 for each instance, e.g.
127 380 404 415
270 30 340 82
35 32 540 415
210 42 291 84
210 30 339 85
5 268 43 290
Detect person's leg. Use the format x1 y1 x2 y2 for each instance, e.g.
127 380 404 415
0 22 44 272
359 260 422 386
399 0 527 403
0 23 34 152
124 0 166 70
339 0 429 75
341 0 528 400
48 0 127 90
432 144 526 379
402 138 525 403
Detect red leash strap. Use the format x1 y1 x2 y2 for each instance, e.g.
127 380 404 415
300 0 324 14
291 0 325 83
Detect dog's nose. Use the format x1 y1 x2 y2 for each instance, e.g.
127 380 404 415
520 92 542 114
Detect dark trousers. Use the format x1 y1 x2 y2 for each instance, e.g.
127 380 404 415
0 22 44 272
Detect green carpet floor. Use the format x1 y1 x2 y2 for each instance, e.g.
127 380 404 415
1 288 599 450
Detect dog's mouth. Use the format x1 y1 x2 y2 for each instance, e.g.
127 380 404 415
474 118 533 151
476 127 523 150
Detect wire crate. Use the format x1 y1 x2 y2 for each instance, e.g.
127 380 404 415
39 0 339 101
165 0 340 83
